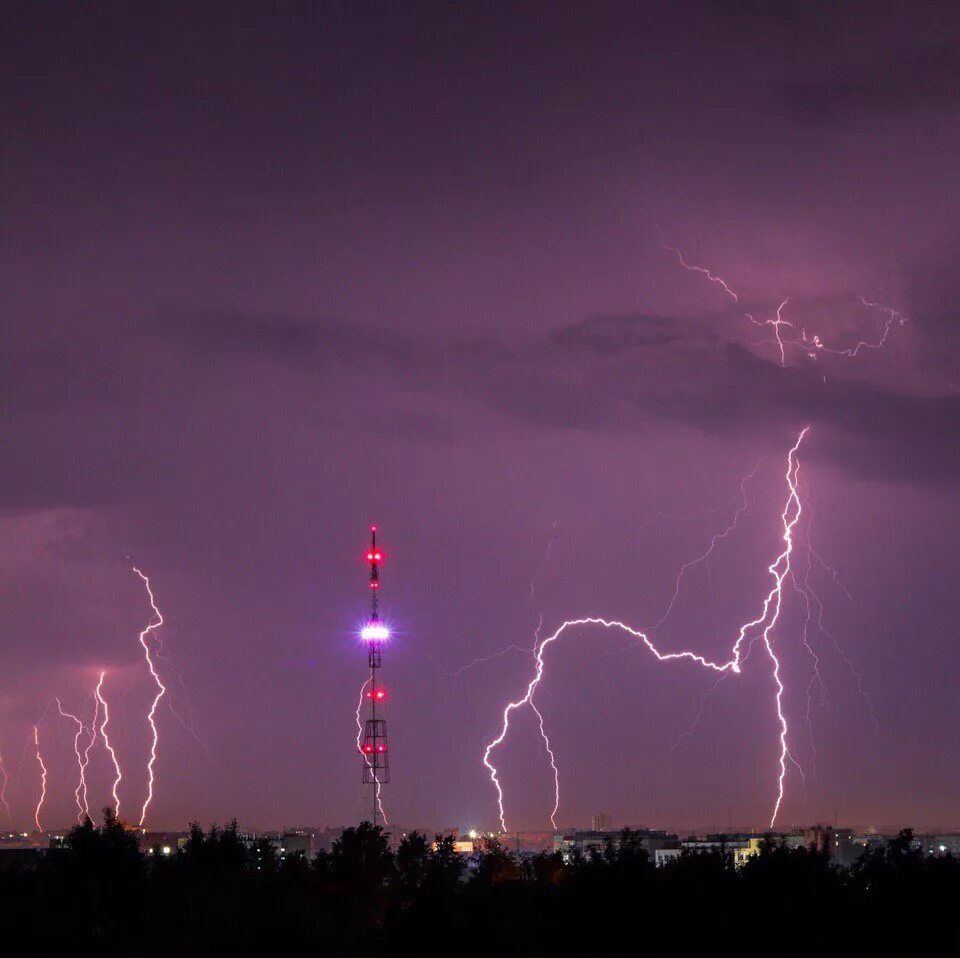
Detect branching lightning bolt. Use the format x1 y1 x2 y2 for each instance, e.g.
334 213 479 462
56 698 92 823
801 297 909 359
32 725 47 833
133 567 166 828
96 671 123 817
483 428 810 832
661 236 907 365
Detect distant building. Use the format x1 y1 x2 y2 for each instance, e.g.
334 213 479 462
554 829 679 863
591 812 613 833
913 834 960 857
734 838 764 866
654 848 681 867
802 825 862 867
241 830 319 860
679 835 763 867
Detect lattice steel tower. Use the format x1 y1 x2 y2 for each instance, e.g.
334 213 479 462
359 526 389 824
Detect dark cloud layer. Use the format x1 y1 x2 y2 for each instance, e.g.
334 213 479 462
780 44 960 125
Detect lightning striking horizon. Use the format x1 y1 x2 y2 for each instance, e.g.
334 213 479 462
81 683 101 821
133 567 167 828
483 428 810 832
32 725 47 833
0 752 11 825
56 698 91 823
95 671 123 817
355 678 388 825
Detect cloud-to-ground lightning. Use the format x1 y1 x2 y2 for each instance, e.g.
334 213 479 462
355 678 388 825
133 567 167 828
483 429 810 832
0 752 11 825
32 725 47 833
56 698 92 823
660 236 907 365
95 671 123 817
81 682 102 820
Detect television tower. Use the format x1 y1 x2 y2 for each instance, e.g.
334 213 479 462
359 526 389 825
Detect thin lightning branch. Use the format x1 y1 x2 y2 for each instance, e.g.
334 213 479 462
32 725 47 833
149 615 209 754
56 699 91 823
646 465 758 633
81 685 101 820
802 556 878 727
659 234 740 301
0 752 11 825
808 547 853 601
355 679 388 825
522 534 563 827
155 658 210 757
96 671 123 817
792 499 875 733
483 429 810 832
802 297 909 359
669 671 731 765
133 567 167 828
793 546 826 787
529 700 560 829
447 645 533 678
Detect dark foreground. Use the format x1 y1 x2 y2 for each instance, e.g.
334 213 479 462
2 813 957 956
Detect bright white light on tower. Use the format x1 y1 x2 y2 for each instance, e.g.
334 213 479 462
360 622 390 642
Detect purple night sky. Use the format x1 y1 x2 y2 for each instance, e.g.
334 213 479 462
2 3 959 833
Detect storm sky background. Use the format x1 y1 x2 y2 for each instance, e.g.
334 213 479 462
2 2 960 832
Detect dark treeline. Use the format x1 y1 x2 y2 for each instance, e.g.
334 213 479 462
2 811 958 955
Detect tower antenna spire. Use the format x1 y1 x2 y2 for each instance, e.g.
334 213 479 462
360 526 389 824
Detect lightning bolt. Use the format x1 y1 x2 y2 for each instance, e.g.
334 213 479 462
801 297 909 359
661 237 907 365
81 681 101 820
355 679 388 825
646 464 758 633
483 428 810 832
747 298 793 367
56 698 91 823
0 752 11 825
133 567 166 828
659 235 740 301
32 725 47 833
96 671 122 817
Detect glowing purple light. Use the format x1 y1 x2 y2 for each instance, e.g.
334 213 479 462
360 622 390 642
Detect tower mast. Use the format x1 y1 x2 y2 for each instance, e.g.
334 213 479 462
360 526 389 825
